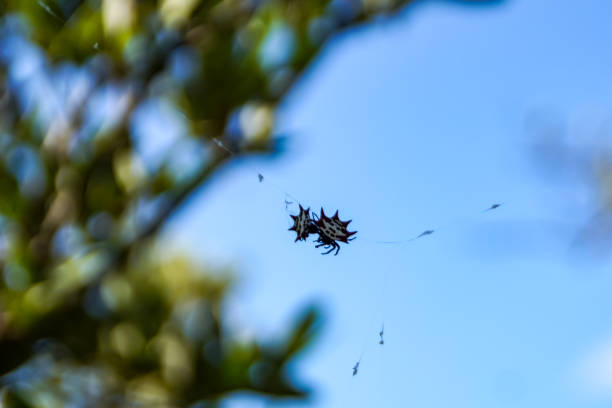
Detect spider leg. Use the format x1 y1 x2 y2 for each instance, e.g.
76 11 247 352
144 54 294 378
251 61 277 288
322 246 335 255
334 243 340 255
347 236 357 242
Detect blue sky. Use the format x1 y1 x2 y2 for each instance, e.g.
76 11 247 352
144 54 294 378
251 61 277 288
162 0 612 407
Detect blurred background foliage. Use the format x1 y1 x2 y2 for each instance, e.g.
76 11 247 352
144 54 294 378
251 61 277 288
0 0 501 406
525 106 612 260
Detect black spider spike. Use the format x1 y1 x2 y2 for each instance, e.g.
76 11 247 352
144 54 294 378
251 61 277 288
319 207 329 221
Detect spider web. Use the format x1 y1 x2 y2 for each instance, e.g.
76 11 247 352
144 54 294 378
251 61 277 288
207 136 509 376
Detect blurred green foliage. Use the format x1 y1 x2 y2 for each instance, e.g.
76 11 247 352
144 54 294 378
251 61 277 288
0 0 501 406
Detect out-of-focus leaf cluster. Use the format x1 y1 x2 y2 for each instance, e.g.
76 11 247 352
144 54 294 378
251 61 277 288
0 0 501 406
1 242 322 406
525 107 612 258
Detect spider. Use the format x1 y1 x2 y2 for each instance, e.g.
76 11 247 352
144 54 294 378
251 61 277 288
288 205 317 241
312 208 356 255
314 231 342 255
289 206 356 255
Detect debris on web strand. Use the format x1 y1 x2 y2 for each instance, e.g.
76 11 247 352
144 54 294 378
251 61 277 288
483 203 502 212
416 229 434 239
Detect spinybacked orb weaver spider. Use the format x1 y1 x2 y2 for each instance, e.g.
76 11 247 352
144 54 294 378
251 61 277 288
289 206 356 255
